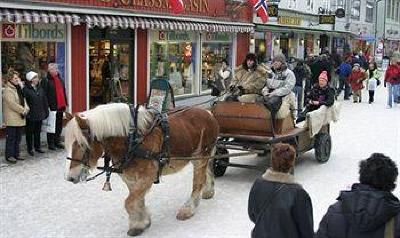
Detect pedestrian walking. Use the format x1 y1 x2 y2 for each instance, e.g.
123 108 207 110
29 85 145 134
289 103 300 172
293 60 308 114
315 153 400 238
2 70 29 164
248 143 314 238
336 57 353 100
384 52 400 108
365 62 381 104
348 63 367 103
41 63 67 150
23 71 49 156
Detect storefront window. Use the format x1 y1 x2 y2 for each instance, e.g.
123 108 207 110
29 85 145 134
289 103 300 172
255 31 272 64
89 28 134 108
150 31 197 96
201 33 233 92
1 23 66 126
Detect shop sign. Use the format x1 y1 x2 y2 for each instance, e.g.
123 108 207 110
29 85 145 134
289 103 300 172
278 16 301 26
99 0 210 14
203 32 231 42
0 23 65 41
319 15 335 24
158 31 192 41
268 4 279 18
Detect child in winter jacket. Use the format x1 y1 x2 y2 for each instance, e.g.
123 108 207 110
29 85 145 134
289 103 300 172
348 63 367 103
366 62 381 103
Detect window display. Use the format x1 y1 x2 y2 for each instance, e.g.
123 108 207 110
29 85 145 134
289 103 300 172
150 31 197 96
201 33 233 92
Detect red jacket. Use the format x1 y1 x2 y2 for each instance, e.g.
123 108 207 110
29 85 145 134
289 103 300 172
385 63 400 85
348 70 366 90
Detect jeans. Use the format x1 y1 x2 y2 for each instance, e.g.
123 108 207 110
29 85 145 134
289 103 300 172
26 119 43 151
368 90 375 103
47 110 64 147
338 76 351 99
5 126 23 159
387 83 400 107
293 86 304 114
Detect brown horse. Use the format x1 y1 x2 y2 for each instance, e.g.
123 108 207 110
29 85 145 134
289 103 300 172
64 103 219 236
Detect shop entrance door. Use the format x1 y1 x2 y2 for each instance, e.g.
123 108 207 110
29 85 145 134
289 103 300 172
89 29 134 108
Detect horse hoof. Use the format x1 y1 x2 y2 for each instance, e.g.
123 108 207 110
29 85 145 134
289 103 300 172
202 190 215 199
176 207 194 220
127 228 145 236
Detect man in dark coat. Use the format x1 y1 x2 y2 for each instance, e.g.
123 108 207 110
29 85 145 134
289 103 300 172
248 143 314 238
316 153 400 238
41 63 68 150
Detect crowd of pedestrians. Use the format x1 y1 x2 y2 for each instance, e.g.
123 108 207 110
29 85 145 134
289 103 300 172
2 63 67 164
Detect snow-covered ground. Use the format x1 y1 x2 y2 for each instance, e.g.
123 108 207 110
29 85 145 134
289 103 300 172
1 85 399 238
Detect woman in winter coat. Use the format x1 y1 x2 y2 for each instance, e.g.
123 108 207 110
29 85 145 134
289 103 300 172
384 53 400 108
2 70 29 164
365 62 381 103
23 71 49 156
248 143 314 238
293 60 309 114
296 71 335 123
316 153 400 238
348 63 367 103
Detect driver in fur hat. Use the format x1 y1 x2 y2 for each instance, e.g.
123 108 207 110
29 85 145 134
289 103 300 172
228 53 268 102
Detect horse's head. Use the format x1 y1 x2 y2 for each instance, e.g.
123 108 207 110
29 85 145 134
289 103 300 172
64 112 104 184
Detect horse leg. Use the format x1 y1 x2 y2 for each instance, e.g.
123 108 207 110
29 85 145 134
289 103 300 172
125 179 153 236
176 158 208 220
202 159 215 199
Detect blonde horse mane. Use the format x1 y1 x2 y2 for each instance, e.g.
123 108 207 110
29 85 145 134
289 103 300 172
65 103 154 150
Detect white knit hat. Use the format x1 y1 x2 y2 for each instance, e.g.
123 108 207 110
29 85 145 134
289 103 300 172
26 71 38 81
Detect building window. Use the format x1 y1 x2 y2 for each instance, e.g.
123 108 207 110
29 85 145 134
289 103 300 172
397 0 400 22
366 1 374 23
201 33 233 92
351 0 361 20
150 31 197 96
307 0 314 11
387 0 392 20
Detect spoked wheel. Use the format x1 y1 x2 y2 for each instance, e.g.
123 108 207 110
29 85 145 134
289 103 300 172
314 133 332 163
213 148 229 177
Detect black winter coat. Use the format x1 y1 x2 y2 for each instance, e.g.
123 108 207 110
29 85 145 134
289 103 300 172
23 84 49 121
248 170 314 238
315 183 400 238
41 74 67 111
306 85 335 111
293 65 308 87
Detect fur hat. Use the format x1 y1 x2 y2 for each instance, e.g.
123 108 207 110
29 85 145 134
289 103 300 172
26 71 38 81
272 54 286 63
271 143 296 173
319 71 328 82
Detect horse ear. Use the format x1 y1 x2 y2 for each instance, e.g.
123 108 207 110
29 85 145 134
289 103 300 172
64 112 73 122
75 115 89 130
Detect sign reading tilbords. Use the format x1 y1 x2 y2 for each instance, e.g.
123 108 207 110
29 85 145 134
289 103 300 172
319 15 336 24
1 23 66 41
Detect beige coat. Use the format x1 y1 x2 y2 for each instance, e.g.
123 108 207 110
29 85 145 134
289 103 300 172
231 64 268 95
2 82 29 127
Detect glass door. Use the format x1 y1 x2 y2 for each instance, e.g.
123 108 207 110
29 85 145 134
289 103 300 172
89 39 134 108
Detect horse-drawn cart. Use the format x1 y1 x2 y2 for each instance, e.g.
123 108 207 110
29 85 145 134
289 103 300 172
210 101 335 177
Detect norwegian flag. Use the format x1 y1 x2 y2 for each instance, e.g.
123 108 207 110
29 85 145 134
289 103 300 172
248 0 269 23
169 0 185 14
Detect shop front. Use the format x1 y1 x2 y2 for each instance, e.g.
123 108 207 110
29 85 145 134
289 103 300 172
0 21 71 126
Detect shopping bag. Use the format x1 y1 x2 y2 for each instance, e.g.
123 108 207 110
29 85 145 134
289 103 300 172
42 111 57 133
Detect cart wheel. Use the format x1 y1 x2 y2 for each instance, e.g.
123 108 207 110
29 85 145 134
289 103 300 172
213 148 229 177
314 133 331 163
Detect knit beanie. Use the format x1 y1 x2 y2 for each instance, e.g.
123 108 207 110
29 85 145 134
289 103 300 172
319 71 328 82
272 54 286 63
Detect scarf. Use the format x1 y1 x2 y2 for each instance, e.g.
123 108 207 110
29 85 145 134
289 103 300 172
51 74 67 110
15 84 25 107
368 69 376 79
